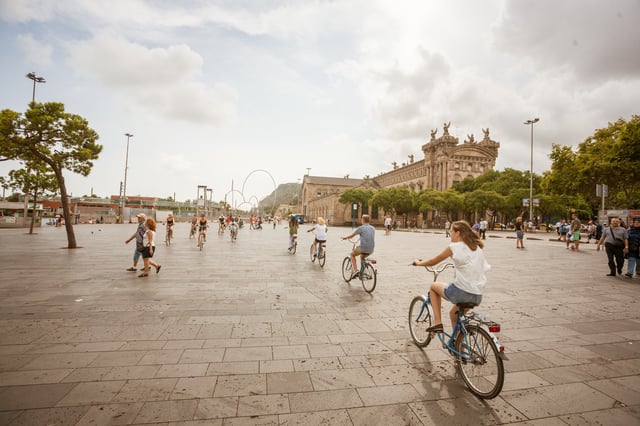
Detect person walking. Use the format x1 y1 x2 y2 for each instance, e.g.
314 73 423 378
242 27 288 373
139 217 161 277
445 220 451 238
288 215 299 251
125 213 146 272
625 217 640 278
341 214 376 279
479 217 488 240
515 216 525 249
596 217 628 276
384 215 392 236
569 213 581 251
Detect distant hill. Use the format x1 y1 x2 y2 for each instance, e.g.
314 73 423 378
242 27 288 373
259 182 301 210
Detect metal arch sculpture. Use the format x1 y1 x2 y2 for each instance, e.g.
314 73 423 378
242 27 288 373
241 169 277 211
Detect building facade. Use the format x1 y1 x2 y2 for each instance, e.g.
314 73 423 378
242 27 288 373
301 123 500 226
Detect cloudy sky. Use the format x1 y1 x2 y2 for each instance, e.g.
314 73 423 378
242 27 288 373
1 0 639 206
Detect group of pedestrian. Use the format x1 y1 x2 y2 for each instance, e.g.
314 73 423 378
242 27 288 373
124 213 161 277
597 217 640 278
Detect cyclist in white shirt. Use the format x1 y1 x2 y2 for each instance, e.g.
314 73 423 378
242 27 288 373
307 217 328 258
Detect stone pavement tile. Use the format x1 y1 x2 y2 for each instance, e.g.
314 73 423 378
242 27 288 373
104 365 161 380
380 338 421 353
273 345 310 360
116 324 167 341
611 358 640 375
138 349 184 365
347 404 422 426
328 333 375 344
5 406 88 426
193 396 238 419
179 348 225 364
260 359 294 373
119 340 166 351
334 319 366 334
0 368 72 385
278 409 352 425
194 324 234 339
586 376 640 406
356 383 422 405
27 343 78 354
579 332 632 345
585 341 640 361
502 325 581 342
73 326 127 342
530 349 582 367
292 357 341 372
340 341 392 356
88 350 146 368
410 377 466 400
309 367 375 391
270 322 309 338
159 324 203 340
501 371 551 392
206 361 259 376
237 394 289 417
0 410 20 425
553 344 608 362
60 367 113 383
21 352 99 370
287 335 331 345
503 352 556 373
231 323 272 339
163 339 205 350
112 378 178 403
366 352 409 367
72 341 126 352
501 382 616 419
288 389 362 412
224 346 272 362
266 371 313 394
0 383 76 410
241 337 289 347
409 395 527 425
202 338 242 348
170 376 217 399
303 320 342 336
349 319 393 333
338 355 371 369
156 363 208 378
0 344 33 355
560 406 640 426
56 380 126 406
223 415 278 425
307 344 346 358
366 364 426 386
530 365 598 385
213 373 266 397
133 399 198 423
75 402 144 426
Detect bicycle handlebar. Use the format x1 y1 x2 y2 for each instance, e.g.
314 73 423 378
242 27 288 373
410 260 454 274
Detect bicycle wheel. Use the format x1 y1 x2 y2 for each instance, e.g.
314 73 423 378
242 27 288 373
198 233 204 251
309 244 316 262
341 257 353 282
318 246 326 267
360 262 377 293
454 324 504 399
408 295 433 347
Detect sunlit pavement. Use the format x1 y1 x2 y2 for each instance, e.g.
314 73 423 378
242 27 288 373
0 223 639 425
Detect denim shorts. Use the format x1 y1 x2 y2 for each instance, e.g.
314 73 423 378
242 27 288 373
444 284 482 306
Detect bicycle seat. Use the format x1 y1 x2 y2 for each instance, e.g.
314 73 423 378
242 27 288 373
457 302 477 309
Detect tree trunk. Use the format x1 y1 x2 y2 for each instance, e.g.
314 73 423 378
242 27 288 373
29 184 38 235
55 168 78 248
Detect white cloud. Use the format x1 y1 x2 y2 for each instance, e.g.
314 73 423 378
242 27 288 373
17 33 53 66
67 33 237 125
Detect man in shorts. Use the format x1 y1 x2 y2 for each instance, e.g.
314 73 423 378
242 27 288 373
570 213 581 251
341 214 376 279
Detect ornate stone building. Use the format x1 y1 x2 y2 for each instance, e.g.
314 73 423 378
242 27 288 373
301 122 500 226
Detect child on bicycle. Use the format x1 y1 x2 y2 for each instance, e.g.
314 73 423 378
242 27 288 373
412 220 490 334
288 215 299 251
307 217 327 257
341 214 375 279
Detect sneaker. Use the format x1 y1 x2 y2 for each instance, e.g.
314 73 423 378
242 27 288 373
126 267 136 272
625 273 633 278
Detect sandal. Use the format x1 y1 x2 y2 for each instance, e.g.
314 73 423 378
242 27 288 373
155 265 162 274
138 273 148 277
427 323 444 333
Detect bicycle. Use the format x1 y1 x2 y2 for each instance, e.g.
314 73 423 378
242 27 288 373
197 226 207 251
229 224 238 242
309 240 326 267
218 222 225 235
341 238 377 293
408 263 506 399
165 225 173 246
288 235 297 254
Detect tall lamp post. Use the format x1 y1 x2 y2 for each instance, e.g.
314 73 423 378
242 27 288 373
121 133 133 223
26 72 46 103
524 118 539 223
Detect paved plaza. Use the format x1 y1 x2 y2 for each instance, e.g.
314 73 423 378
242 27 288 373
0 223 639 425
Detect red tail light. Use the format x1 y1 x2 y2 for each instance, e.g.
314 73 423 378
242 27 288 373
488 325 500 333
369 260 377 265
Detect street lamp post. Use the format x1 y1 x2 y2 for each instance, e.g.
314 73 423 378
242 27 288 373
524 118 539 224
26 72 46 104
121 133 133 223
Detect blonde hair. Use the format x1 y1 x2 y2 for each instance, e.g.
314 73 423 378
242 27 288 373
451 220 483 250
317 217 325 225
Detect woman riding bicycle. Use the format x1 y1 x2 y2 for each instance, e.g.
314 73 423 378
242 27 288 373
166 213 175 233
197 213 208 242
307 217 327 257
288 215 299 251
412 220 490 334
